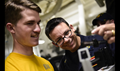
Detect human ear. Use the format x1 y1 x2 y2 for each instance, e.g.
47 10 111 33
52 41 59 47
6 23 15 34
69 24 75 32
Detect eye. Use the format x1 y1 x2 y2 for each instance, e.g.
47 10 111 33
37 20 41 25
26 21 34 25
25 20 35 25
65 30 69 35
37 22 41 25
37 22 40 25
27 22 34 25
57 38 63 44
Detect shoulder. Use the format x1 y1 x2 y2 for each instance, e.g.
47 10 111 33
34 55 47 61
5 53 19 71
34 55 52 64
5 53 15 63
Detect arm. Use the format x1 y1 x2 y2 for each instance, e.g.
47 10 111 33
92 23 115 44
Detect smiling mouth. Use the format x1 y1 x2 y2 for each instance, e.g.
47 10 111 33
31 35 39 38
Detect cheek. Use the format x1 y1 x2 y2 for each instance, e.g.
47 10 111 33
15 30 33 46
16 27 30 36
15 31 28 42
71 34 78 46
15 26 32 41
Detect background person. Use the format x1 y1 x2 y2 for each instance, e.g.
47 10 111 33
5 0 54 71
92 13 115 44
92 13 114 27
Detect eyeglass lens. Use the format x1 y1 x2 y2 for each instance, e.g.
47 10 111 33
56 30 72 46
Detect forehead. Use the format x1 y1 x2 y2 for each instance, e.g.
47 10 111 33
20 8 40 21
49 22 69 40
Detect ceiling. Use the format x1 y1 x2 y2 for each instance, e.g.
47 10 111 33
31 0 76 22
32 0 75 14
31 0 105 22
5 0 105 24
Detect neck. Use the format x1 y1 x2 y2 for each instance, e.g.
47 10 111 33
12 39 33 56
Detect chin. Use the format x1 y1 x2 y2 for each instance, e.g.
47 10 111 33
31 42 39 46
71 44 77 50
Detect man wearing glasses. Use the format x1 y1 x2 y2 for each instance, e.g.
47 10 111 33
45 17 115 71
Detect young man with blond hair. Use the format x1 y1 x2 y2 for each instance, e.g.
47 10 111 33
5 0 54 71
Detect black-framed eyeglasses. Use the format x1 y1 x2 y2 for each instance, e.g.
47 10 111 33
54 29 72 46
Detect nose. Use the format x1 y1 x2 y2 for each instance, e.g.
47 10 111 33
64 37 70 44
34 24 41 33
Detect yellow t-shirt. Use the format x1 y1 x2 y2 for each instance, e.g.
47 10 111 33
5 52 54 71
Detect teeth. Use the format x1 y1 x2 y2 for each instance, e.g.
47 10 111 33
31 35 38 37
34 35 38 37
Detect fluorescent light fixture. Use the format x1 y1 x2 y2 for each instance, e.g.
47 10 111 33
39 40 45 44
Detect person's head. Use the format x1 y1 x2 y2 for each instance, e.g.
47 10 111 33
5 0 42 47
45 17 80 52
92 13 114 27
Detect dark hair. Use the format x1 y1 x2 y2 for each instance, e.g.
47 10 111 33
45 17 69 41
5 0 41 26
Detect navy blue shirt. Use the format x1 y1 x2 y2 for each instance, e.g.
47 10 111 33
59 34 115 71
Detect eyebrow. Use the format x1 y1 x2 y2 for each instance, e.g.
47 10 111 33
27 20 35 23
25 19 41 24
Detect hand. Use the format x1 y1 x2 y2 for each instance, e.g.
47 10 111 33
91 22 115 44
